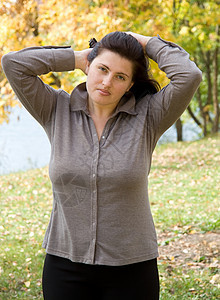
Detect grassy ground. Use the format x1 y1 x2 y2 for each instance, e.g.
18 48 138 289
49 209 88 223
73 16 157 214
0 134 219 299
149 134 219 299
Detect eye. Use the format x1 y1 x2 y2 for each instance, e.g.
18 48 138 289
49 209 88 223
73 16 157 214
98 66 107 72
116 75 126 81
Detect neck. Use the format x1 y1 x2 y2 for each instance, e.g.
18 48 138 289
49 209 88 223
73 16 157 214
88 102 117 120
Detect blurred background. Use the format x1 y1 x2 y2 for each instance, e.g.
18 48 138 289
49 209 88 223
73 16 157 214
0 0 219 175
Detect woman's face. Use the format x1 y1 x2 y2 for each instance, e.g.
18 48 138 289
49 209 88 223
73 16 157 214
86 50 134 110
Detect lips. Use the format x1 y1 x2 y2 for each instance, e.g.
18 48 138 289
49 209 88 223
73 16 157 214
98 89 111 96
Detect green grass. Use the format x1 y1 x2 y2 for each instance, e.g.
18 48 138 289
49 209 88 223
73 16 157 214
0 134 219 299
0 168 52 299
159 266 219 299
149 134 219 233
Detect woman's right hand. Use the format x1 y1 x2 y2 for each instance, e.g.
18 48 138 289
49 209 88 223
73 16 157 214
74 49 92 74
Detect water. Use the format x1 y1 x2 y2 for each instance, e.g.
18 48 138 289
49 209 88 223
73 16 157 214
0 106 50 175
0 105 201 175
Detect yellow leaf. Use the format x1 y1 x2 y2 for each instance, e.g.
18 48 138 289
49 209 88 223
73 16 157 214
179 26 189 36
198 32 205 42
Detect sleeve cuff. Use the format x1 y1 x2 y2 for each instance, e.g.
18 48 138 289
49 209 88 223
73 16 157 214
50 46 75 72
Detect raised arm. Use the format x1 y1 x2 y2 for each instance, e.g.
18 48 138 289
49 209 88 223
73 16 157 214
1 46 76 125
128 32 202 140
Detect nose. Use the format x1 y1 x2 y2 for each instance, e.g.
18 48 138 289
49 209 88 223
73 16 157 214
102 74 113 87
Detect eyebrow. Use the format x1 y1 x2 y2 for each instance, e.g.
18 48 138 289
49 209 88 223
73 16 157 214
100 64 130 78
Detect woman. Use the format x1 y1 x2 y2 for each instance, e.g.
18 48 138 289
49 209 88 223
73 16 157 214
2 31 202 299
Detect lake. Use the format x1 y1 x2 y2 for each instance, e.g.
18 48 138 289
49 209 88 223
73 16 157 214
0 106 50 175
0 105 201 175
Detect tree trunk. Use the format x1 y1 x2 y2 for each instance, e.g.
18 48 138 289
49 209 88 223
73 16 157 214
212 25 219 133
197 88 207 136
175 118 183 141
205 51 212 106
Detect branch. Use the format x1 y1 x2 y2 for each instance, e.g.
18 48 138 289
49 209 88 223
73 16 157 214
187 105 202 127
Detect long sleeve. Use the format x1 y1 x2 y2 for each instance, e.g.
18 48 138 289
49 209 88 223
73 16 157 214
1 46 75 125
145 36 202 140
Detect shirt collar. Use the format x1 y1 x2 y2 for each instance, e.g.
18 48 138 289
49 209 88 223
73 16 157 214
70 82 137 116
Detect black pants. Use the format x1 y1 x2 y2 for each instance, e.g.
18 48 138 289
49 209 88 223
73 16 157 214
42 254 160 300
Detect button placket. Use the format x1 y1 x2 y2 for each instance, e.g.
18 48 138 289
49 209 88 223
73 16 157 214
89 116 115 262
89 127 99 263
99 115 117 146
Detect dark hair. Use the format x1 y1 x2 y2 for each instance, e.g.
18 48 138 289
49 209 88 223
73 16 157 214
88 31 160 101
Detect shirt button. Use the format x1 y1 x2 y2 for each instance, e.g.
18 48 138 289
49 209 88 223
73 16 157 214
102 135 105 139
93 174 95 178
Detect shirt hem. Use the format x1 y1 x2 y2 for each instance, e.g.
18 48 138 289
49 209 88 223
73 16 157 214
43 246 159 266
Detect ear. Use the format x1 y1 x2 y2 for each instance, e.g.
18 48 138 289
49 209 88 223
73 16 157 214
85 61 90 75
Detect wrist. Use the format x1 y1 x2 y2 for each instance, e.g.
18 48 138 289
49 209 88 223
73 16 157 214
74 49 92 73
74 51 82 70
143 36 152 46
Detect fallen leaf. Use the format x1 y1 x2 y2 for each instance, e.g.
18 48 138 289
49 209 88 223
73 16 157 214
24 281 31 288
210 274 220 285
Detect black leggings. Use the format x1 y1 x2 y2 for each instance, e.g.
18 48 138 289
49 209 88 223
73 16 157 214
42 254 160 300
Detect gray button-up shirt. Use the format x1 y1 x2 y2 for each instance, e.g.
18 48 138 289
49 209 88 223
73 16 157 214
2 36 202 266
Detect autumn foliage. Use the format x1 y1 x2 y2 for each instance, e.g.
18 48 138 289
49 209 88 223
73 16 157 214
0 0 219 135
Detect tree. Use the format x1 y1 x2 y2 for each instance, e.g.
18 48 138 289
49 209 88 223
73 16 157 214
0 0 219 140
114 0 220 138
0 0 40 123
0 0 122 123
168 0 220 136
